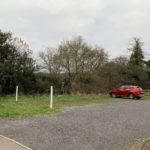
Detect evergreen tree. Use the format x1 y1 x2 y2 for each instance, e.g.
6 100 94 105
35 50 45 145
128 38 148 87
129 38 144 66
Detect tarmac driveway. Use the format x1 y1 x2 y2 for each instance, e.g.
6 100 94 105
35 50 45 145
1 101 150 150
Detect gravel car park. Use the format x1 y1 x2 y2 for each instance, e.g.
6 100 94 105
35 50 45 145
1 101 150 150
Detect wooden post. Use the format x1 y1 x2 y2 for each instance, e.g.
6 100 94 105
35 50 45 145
16 86 18 102
50 86 53 108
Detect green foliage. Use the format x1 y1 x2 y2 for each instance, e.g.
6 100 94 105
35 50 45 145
128 65 148 86
127 38 149 88
129 38 144 66
98 56 130 91
35 73 62 94
0 30 36 94
145 60 150 68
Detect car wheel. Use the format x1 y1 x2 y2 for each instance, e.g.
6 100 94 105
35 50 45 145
129 94 135 99
111 93 117 98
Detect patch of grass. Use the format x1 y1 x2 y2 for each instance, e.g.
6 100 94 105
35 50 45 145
145 95 150 100
0 95 124 119
141 140 150 150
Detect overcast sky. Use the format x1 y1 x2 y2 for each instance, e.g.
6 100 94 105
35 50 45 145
0 0 150 59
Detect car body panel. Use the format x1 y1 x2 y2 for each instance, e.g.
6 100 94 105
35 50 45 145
109 85 144 99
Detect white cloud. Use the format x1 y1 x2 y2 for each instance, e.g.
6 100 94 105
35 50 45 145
0 0 149 59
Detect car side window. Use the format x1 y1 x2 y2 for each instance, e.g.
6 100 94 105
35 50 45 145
125 86 130 90
126 86 134 90
129 87 134 90
124 86 130 90
119 86 125 90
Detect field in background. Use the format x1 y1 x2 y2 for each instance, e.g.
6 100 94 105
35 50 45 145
0 95 150 119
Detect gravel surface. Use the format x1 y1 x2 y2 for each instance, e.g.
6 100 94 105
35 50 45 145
1 101 150 150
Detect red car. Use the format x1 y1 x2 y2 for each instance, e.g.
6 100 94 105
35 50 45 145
109 85 144 99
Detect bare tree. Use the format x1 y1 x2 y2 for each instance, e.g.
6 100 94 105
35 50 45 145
8 37 31 56
58 36 108 73
39 48 60 74
38 36 108 94
57 36 108 93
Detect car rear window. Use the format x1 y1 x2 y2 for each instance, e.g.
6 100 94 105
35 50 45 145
138 87 143 91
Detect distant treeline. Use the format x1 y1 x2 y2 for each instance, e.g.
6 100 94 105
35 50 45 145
0 30 150 95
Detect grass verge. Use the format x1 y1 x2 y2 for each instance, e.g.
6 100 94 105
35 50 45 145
141 140 150 150
0 95 125 119
145 95 150 100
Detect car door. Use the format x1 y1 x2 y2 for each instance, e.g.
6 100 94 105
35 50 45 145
118 86 125 96
123 86 130 96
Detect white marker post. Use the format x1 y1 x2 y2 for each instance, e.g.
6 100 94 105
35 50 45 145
50 86 53 109
16 85 18 102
